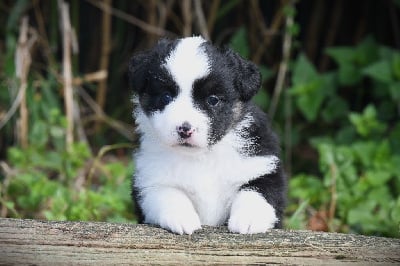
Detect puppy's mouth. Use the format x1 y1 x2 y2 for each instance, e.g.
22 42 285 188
176 141 201 149
179 142 194 147
174 139 200 148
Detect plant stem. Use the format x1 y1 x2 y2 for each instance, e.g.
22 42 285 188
86 0 174 37
194 0 210 40
328 162 338 231
15 17 32 149
269 0 295 121
59 0 74 148
87 143 135 185
95 0 112 132
181 0 192 37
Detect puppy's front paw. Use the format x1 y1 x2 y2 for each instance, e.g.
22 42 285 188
141 187 202 235
228 190 278 234
158 209 201 235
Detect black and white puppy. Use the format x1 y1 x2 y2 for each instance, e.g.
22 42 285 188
129 36 286 235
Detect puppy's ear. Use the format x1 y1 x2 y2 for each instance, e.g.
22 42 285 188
128 52 149 94
129 38 178 94
225 49 261 102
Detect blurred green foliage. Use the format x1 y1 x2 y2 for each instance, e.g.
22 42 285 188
2 107 135 223
285 38 400 237
0 25 135 222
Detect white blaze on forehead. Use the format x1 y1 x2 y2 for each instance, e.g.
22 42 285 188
164 36 210 91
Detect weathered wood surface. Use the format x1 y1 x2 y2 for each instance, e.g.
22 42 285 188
0 218 399 265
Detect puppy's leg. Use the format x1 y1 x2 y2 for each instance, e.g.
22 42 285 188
228 189 278 234
140 187 201 235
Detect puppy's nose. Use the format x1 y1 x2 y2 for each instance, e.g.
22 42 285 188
177 122 194 139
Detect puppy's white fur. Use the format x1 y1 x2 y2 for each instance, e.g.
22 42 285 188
135 110 278 233
228 190 278 234
164 36 210 91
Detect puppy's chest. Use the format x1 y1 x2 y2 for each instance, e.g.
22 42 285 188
136 141 275 225
174 162 239 225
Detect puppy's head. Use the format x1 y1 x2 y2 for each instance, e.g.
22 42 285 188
129 36 261 151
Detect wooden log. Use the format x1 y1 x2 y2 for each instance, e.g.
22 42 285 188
0 218 399 265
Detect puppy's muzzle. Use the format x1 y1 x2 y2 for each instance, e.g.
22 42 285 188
177 122 194 139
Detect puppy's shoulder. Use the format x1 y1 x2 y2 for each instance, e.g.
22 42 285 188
239 103 280 157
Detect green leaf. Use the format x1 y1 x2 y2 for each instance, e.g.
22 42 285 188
349 105 386 137
294 84 324 121
29 120 49 148
390 197 400 225
326 37 379 86
389 82 400 101
4 201 14 209
229 27 249 59
373 141 392 168
338 63 362 86
283 4 297 17
217 0 240 21
352 141 376 167
389 123 400 153
4 35 17 76
292 54 318 84
6 0 30 32
325 47 355 65
354 36 379 66
7 147 25 166
50 126 65 138
347 202 376 226
322 96 349 123
253 89 269 111
290 54 332 121
289 174 327 205
369 186 393 210
363 60 393 83
392 52 400 80
286 200 309 230
365 170 392 186
259 65 274 83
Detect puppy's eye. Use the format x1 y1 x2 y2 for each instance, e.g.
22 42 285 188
206 95 220 106
159 92 173 105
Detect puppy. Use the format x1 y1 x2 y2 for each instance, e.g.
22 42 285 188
129 36 286 234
